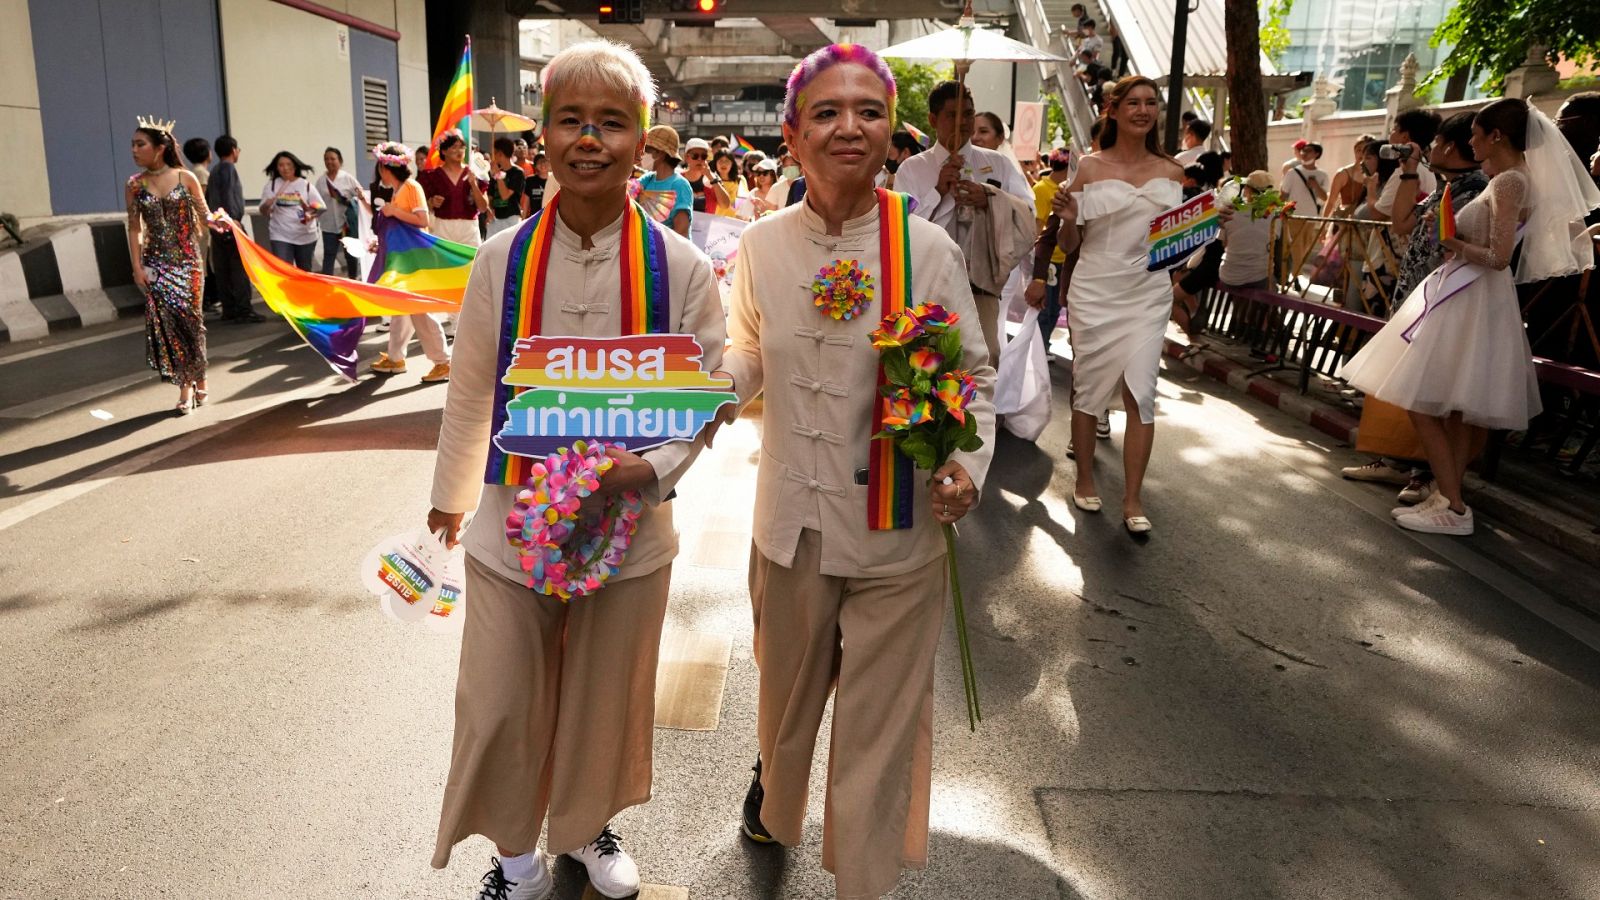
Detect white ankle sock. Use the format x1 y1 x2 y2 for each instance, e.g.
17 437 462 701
499 850 541 882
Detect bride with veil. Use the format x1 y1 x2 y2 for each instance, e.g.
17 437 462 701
1340 98 1600 536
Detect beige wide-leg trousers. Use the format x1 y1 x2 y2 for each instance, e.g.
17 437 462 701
432 555 671 868
750 529 947 900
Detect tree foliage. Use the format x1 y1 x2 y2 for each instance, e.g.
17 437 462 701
1429 0 1600 88
1259 0 1294 66
887 59 949 135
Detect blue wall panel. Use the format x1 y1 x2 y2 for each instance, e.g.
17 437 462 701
348 30 401 187
29 0 117 215
29 0 224 215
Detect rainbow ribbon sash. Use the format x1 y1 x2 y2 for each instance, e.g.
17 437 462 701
869 187 917 531
484 196 672 485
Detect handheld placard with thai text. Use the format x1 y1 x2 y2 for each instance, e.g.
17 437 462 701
492 334 737 458
1146 190 1220 272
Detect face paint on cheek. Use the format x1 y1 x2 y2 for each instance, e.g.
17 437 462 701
576 124 603 149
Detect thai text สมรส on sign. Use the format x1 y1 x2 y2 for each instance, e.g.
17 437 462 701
493 334 737 458
1146 189 1220 272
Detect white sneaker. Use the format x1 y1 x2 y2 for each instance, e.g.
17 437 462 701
1391 491 1449 519
1341 459 1411 485
475 854 552 900
1397 504 1474 536
566 825 639 899
1096 412 1112 440
1397 476 1435 504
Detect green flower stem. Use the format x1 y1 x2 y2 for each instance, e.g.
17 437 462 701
943 521 982 731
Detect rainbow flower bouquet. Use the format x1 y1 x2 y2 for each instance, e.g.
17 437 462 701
870 302 985 729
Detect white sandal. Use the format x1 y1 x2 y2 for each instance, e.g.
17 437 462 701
1124 516 1152 535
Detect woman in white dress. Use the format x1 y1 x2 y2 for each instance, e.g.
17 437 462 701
1340 98 1600 536
1051 76 1183 534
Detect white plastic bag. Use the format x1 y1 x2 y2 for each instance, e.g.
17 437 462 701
993 306 1053 441
360 528 466 632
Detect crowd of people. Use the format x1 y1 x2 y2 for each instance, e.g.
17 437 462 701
115 31 1600 897
1279 95 1600 535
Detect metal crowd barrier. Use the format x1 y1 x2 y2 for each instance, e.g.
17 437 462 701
1189 278 1600 479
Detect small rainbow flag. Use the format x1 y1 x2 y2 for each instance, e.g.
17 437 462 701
368 217 476 302
226 221 460 380
426 37 473 170
903 123 931 148
1438 182 1456 242
733 134 757 155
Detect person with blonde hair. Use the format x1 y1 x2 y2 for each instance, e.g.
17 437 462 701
1048 75 1184 534
426 39 726 899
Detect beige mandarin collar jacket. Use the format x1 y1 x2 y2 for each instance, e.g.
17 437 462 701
431 208 727 586
721 197 997 579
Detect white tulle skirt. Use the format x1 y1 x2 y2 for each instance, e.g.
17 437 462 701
1340 262 1541 430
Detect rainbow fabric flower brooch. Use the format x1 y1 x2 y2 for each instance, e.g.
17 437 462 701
812 259 874 321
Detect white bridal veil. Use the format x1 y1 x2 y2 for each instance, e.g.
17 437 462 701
1516 101 1600 284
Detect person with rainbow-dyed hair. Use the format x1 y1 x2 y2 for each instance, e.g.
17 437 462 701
426 39 726 900
715 42 996 899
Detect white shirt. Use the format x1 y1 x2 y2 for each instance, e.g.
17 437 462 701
261 176 325 245
893 141 1034 233
317 170 365 233
1218 213 1276 286
1174 146 1206 166
1375 165 1436 217
1279 164 1329 210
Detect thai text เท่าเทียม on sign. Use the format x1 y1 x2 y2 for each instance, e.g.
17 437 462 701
492 334 738 458
1146 190 1220 272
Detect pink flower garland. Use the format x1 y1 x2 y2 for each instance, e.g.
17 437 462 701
505 440 644 601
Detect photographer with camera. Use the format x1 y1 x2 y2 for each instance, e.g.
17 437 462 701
1374 109 1443 251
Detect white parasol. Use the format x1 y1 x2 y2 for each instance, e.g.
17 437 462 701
878 2 1065 149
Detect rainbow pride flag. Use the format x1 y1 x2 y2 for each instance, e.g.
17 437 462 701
368 217 476 302
903 123 931 147
1438 181 1456 242
732 134 757 155
426 37 473 170
226 221 461 380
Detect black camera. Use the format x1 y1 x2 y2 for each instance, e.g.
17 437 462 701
1377 143 1414 161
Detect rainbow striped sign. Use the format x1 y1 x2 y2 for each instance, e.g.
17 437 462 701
492 334 736 458
1146 190 1221 272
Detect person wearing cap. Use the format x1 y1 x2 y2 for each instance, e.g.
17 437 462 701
427 39 726 900
748 157 781 217
713 42 995 900
710 134 730 155
638 124 693 235
682 136 731 216
1280 137 1309 175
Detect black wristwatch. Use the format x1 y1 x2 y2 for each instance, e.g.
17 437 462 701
1399 173 1419 181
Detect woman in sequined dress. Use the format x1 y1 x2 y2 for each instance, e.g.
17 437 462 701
126 123 210 414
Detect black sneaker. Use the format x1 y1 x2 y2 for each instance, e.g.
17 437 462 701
742 756 776 843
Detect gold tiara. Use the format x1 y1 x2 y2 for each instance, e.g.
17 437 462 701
136 114 177 134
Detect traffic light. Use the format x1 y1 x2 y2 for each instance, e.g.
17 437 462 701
599 0 643 24
668 0 723 16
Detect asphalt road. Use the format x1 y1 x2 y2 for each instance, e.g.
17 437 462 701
2 318 1599 900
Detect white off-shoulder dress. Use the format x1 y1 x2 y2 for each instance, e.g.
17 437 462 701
1340 168 1541 430
1066 178 1184 424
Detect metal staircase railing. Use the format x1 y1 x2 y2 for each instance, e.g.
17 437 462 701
1014 0 1100 153
1020 0 1222 148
